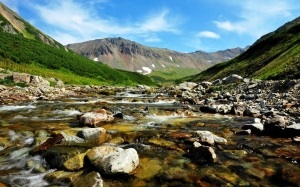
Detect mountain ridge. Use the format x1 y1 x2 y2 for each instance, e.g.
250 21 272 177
66 37 247 80
0 2 65 49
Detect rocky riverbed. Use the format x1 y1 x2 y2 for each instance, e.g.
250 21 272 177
0 71 299 186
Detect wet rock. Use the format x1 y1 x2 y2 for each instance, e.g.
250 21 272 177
158 167 191 182
78 127 107 145
25 159 46 173
108 136 125 145
242 119 264 134
63 152 86 171
194 131 227 145
61 132 86 146
168 132 192 140
42 146 87 168
79 110 114 127
293 136 300 143
44 170 84 184
72 171 103 187
148 137 183 151
31 134 64 154
284 123 300 137
236 129 251 135
86 145 139 174
190 145 217 162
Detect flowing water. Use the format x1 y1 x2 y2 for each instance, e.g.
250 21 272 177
0 92 299 186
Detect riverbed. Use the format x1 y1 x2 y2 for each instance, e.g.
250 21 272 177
0 90 299 186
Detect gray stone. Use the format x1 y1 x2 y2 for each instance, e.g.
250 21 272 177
87 145 139 174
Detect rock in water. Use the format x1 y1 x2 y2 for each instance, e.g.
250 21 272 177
78 127 107 145
193 131 227 145
86 145 139 174
73 171 103 187
79 110 114 127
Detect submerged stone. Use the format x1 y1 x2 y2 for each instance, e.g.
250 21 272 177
134 158 162 180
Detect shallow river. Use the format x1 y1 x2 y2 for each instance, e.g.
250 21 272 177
0 92 299 186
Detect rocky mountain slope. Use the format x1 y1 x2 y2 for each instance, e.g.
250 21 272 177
0 2 64 49
66 37 246 79
184 16 300 82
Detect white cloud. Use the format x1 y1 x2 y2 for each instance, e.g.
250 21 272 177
213 0 299 38
197 31 220 39
30 0 181 44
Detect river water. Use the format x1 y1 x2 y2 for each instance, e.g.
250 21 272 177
0 91 299 186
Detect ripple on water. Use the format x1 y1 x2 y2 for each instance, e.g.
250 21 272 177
0 105 36 111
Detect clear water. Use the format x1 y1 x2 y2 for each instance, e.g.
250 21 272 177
0 94 299 186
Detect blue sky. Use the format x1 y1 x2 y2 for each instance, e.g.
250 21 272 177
1 0 300 52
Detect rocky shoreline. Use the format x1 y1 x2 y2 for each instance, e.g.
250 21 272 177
1 70 300 186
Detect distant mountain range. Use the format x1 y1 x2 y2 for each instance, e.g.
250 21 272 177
183 16 300 82
66 38 247 80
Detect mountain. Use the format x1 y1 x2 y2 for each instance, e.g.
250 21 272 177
0 2 154 86
183 16 300 82
66 37 246 81
0 2 65 49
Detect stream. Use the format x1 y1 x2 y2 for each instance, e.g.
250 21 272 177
0 91 299 186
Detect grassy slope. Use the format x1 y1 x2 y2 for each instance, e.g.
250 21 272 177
182 19 300 82
0 32 155 86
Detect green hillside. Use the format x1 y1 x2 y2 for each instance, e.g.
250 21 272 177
183 16 300 82
0 32 155 86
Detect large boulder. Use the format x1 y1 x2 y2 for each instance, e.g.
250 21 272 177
79 109 114 127
86 145 139 175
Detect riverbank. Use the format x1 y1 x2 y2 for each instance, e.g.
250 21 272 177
0 70 299 186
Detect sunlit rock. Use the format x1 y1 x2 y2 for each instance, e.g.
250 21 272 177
194 131 227 145
87 145 139 174
79 110 114 127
